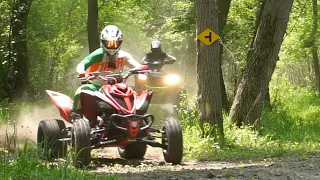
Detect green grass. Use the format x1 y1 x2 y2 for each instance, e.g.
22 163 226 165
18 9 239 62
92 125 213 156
260 88 320 142
178 88 320 161
0 142 117 180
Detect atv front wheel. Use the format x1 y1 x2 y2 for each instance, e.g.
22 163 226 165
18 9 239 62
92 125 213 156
37 119 67 160
72 119 91 167
118 143 147 159
162 117 183 164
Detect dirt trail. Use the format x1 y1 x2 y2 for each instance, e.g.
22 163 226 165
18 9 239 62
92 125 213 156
90 147 320 180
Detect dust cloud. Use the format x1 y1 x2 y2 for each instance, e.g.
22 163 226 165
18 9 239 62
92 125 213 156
0 105 67 149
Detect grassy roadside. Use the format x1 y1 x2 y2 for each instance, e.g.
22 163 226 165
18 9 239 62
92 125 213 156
178 88 320 161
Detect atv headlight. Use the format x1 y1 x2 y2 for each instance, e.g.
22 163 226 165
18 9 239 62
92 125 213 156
164 74 180 85
138 74 147 80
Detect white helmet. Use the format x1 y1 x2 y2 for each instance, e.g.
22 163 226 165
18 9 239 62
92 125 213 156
100 25 123 55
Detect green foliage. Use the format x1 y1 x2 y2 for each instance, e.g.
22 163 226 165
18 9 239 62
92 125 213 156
27 0 87 100
171 1 195 34
0 1 13 100
278 0 314 88
176 91 198 127
262 74 320 142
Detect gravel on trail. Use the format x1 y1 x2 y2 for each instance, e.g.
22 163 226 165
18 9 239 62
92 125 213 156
89 147 320 180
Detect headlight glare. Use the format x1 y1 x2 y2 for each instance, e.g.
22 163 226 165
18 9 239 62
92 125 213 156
164 74 180 85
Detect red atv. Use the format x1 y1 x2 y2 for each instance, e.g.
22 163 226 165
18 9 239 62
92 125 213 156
37 67 183 167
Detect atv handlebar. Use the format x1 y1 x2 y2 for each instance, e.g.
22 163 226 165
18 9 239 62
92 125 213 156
142 60 175 65
78 68 151 84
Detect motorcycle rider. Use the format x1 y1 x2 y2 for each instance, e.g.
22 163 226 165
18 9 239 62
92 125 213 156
71 25 143 119
141 40 176 66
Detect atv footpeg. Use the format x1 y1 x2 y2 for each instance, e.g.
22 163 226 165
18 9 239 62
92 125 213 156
59 137 72 143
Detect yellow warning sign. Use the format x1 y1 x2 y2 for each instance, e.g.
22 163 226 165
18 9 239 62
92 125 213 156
197 28 219 46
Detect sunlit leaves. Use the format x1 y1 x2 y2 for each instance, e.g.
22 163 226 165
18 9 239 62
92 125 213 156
171 1 195 34
26 0 87 98
279 0 314 88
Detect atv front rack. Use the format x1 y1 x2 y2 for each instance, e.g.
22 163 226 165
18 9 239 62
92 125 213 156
89 113 167 149
109 113 154 131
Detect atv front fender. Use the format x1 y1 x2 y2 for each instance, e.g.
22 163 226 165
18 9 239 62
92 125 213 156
46 90 73 123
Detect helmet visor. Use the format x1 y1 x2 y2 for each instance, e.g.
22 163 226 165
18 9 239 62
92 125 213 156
102 40 121 49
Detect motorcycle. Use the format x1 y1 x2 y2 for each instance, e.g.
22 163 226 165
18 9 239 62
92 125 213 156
134 60 184 105
37 67 183 167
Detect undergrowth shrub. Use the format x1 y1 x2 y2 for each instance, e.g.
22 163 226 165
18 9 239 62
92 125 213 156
261 75 320 142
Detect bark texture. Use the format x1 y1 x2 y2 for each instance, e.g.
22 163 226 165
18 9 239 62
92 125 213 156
195 0 224 141
87 0 100 53
217 0 231 111
229 0 294 127
311 0 320 93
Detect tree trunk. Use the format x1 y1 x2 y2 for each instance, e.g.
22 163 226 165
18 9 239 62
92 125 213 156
195 0 224 143
229 0 294 127
87 0 100 53
254 0 273 107
10 0 33 100
311 0 320 93
217 0 231 112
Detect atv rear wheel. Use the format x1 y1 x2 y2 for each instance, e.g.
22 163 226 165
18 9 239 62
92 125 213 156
72 119 91 167
37 119 67 160
162 117 183 164
118 143 147 159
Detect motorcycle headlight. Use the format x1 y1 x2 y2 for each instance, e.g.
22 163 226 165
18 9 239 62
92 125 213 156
164 74 180 85
138 74 147 80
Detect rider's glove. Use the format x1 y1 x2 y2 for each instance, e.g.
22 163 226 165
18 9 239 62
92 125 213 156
77 73 89 79
129 65 149 74
139 65 149 70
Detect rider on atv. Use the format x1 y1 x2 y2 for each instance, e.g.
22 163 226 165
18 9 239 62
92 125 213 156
134 40 182 105
71 25 143 119
141 40 176 69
